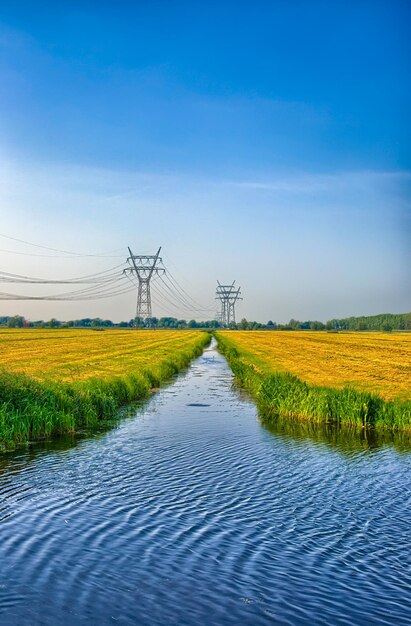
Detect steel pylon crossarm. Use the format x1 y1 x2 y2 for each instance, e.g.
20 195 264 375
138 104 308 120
124 246 165 321
215 280 242 326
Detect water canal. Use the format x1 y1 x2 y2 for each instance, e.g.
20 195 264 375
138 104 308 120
0 341 410 625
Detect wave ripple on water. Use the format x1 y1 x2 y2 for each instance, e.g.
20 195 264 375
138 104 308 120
0 343 410 625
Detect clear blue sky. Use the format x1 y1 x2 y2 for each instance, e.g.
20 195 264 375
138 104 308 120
0 1 409 322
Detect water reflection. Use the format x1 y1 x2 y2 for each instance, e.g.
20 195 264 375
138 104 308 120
0 344 410 626
0 392 157 477
260 411 411 455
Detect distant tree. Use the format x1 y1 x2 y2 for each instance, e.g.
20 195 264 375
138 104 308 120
91 318 103 327
7 315 25 328
239 318 248 330
325 312 410 332
132 317 144 328
79 318 92 327
309 321 325 330
250 321 262 329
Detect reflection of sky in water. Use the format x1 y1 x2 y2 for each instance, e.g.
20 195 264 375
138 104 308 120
0 343 410 625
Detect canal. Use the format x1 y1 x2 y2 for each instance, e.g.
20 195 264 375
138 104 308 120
0 340 410 625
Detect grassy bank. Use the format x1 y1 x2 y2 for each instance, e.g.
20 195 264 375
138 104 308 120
0 330 211 450
216 332 411 431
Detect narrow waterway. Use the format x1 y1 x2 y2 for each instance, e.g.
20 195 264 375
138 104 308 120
0 341 410 625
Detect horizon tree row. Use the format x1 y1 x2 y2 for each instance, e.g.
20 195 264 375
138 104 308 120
1 312 410 331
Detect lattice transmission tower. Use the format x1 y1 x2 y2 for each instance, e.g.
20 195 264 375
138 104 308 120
124 247 165 322
215 281 242 326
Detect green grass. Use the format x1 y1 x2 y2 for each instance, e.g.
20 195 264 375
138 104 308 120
0 332 211 451
216 332 411 431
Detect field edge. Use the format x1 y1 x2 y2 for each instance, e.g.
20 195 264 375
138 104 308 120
215 332 411 431
0 331 211 451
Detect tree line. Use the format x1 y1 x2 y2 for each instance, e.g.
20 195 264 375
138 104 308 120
1 311 410 331
0 316 220 329
324 312 411 332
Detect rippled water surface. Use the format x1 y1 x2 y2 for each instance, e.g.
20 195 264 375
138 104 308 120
1 342 410 625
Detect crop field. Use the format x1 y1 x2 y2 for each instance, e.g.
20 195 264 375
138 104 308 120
218 331 411 401
216 331 411 429
0 329 210 449
0 328 207 382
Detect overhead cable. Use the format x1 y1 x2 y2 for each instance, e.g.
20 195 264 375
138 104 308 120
0 232 125 257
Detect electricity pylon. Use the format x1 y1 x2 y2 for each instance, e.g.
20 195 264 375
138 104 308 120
215 281 242 326
124 247 165 322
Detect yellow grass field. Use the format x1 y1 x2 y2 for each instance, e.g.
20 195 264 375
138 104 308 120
0 328 206 382
219 331 411 401
0 328 210 449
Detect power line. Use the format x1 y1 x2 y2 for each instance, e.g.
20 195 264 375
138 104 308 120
0 243 241 320
156 274 214 314
125 263 213 318
152 280 207 317
0 263 132 300
150 291 194 319
151 286 190 317
0 248 124 258
150 286 209 319
0 232 125 257
0 286 135 301
0 276 135 301
0 263 126 284
161 262 215 312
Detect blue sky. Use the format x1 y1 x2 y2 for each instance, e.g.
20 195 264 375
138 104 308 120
0 1 409 322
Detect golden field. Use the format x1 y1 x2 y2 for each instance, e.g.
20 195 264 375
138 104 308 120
0 328 210 449
0 328 206 382
219 331 411 401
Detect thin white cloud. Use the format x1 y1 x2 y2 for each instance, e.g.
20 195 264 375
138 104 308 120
228 169 411 194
